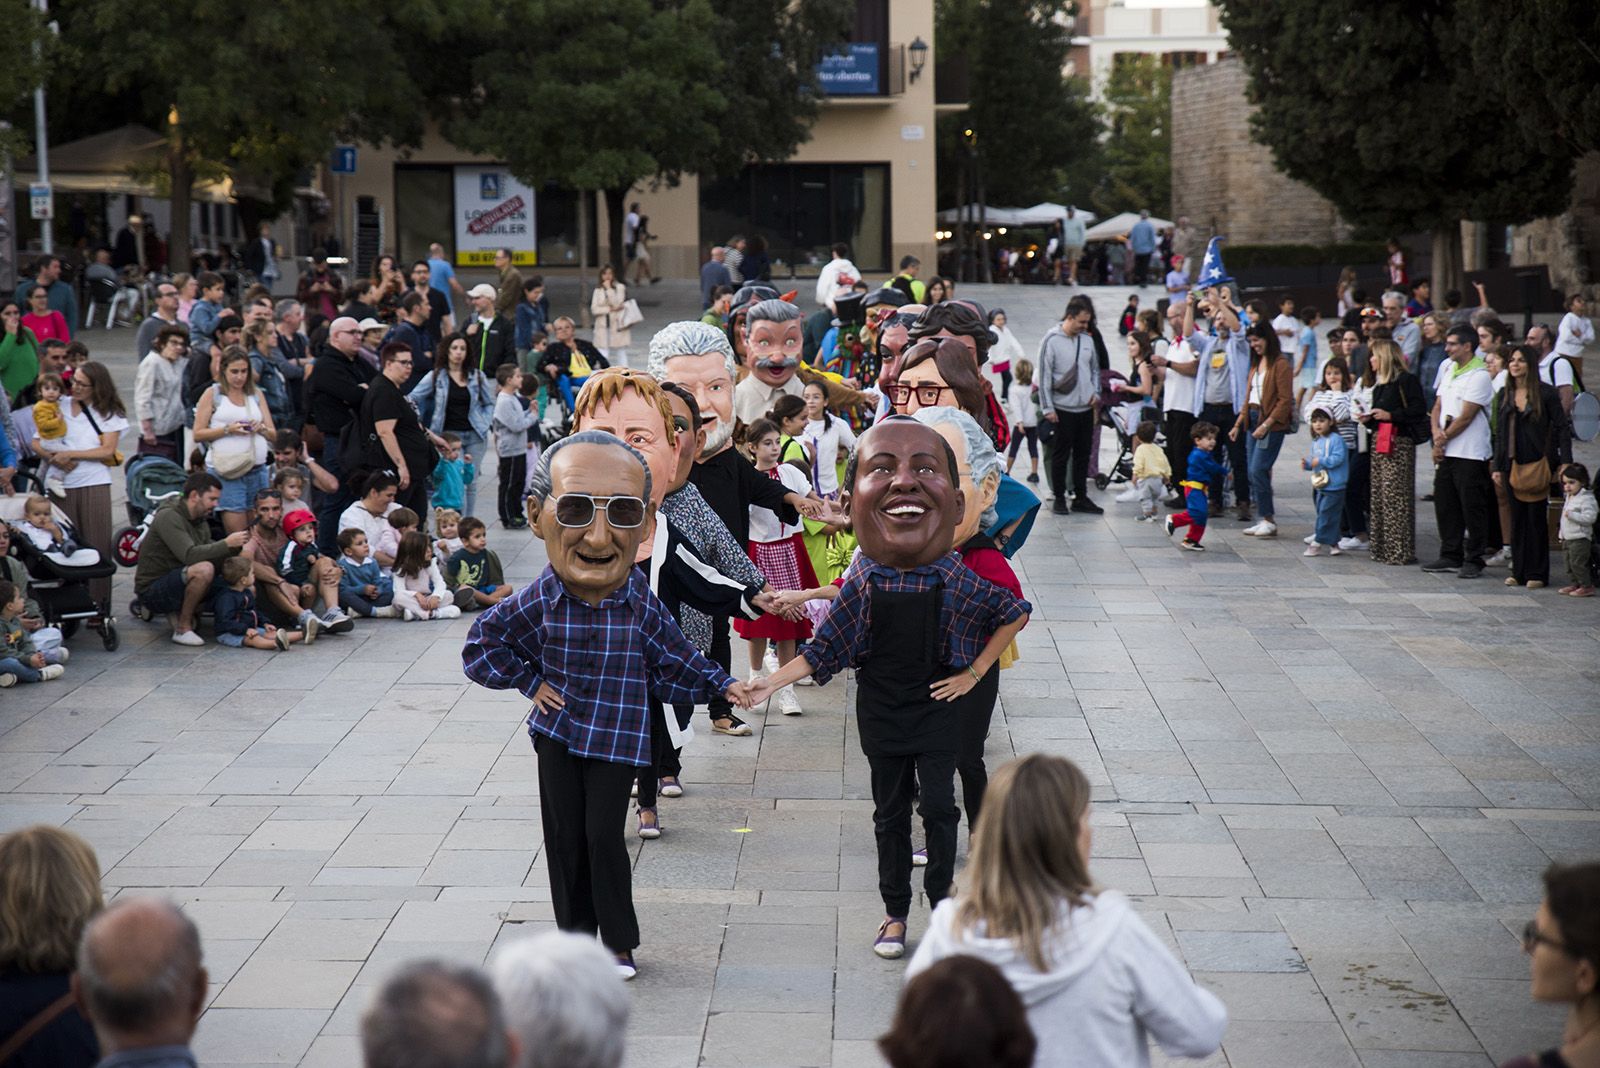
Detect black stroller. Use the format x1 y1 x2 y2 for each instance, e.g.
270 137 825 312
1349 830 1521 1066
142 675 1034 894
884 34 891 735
1093 369 1161 491
0 496 120 651
115 454 190 567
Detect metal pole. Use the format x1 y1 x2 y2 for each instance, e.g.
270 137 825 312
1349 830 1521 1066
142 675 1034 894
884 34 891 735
32 0 50 253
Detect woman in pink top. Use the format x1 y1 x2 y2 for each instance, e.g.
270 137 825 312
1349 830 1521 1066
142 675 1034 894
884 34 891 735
21 285 70 343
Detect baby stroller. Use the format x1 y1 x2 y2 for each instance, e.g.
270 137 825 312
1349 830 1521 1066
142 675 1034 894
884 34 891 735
0 496 120 651
115 454 189 567
1093 369 1160 491
7 407 49 496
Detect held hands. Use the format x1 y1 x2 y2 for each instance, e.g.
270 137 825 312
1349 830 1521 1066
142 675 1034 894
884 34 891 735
723 681 756 709
532 681 565 716
930 666 981 702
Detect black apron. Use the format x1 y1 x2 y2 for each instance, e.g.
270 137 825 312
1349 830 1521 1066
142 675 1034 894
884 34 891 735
855 580 956 757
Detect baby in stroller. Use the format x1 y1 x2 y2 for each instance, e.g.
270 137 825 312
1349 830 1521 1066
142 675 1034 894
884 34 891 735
16 494 102 567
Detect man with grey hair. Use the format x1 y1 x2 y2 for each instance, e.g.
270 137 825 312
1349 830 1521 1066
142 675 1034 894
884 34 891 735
1382 290 1421 362
362 960 516 1068
732 298 808 425
73 898 207 1068
490 931 629 1068
651 321 811 737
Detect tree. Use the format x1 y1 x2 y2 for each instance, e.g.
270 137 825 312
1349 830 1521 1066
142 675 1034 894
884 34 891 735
70 0 438 270
450 0 851 274
1091 55 1171 217
0 4 50 155
1215 0 1577 293
1465 0 1600 156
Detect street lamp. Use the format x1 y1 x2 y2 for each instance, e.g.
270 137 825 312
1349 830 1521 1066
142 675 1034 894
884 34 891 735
909 36 928 83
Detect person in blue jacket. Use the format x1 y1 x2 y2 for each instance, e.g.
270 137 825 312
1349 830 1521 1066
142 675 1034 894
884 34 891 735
1302 406 1350 556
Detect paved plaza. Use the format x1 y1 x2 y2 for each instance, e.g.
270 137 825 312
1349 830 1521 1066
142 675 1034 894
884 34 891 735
2 280 1598 1067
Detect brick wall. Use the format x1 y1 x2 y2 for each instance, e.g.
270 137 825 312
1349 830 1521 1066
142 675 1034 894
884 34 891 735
1170 57 1346 246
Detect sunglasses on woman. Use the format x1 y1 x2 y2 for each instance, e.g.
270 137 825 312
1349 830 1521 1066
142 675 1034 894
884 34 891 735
547 493 646 529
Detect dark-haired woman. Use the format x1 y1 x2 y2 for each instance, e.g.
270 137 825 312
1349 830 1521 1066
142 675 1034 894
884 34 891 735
1230 322 1293 538
1494 344 1568 589
1500 862 1600 1068
36 363 128 605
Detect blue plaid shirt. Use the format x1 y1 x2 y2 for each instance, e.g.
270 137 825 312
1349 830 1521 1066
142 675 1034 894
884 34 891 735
463 566 736 766
802 551 1030 686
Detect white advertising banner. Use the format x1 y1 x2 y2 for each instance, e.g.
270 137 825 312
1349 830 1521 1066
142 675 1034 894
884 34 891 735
453 166 537 266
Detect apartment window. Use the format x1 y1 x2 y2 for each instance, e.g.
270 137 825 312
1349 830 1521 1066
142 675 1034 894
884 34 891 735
700 163 890 277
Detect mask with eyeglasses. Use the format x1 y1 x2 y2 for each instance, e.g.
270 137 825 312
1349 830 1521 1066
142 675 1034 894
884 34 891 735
546 493 646 529
888 383 954 406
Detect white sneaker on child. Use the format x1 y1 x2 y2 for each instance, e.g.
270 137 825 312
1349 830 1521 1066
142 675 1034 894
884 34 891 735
777 686 803 716
0 673 16 687
1303 534 1316 545
402 608 424 622
371 605 400 619
762 647 779 674
39 665 64 681
1114 487 1140 503
1337 536 1369 551
50 648 69 663
302 616 321 645
434 605 463 620
321 609 354 634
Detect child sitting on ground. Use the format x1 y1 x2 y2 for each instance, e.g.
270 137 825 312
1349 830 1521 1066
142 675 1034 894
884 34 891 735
276 510 351 633
1301 407 1350 557
213 556 305 650
391 529 462 621
0 524 64 662
16 495 100 566
1559 463 1597 597
1130 421 1170 521
429 432 474 515
1165 422 1223 552
376 507 419 576
443 516 513 610
433 508 463 560
0 579 66 686
337 528 398 618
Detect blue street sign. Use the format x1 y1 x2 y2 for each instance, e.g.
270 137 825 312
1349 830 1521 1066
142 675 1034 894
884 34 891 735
330 145 357 175
817 43 880 96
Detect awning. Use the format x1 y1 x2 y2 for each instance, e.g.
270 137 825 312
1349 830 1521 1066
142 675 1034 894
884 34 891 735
1083 212 1175 242
14 124 241 204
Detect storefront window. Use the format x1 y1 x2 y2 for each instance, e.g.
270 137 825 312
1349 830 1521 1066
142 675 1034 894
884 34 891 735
396 165 594 268
700 163 891 277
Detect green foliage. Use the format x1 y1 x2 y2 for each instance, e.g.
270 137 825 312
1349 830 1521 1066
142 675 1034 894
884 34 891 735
1089 55 1171 216
1223 242 1388 269
936 0 1100 208
1463 0 1600 156
1215 0 1575 234
0 4 51 156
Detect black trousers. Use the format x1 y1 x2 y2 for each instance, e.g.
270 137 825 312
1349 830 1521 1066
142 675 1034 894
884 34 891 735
534 733 639 953
1509 493 1550 584
1164 409 1195 485
1134 252 1152 285
955 670 1001 832
496 451 527 523
1342 451 1371 537
1047 408 1095 503
707 616 733 721
1433 457 1494 567
1199 403 1247 508
316 438 358 555
868 749 958 918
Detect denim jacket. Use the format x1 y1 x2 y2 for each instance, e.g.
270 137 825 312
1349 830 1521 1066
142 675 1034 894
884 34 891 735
407 369 495 437
249 348 292 429
1306 432 1350 491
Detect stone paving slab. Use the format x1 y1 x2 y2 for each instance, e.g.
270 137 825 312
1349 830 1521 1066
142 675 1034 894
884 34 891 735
3 282 1599 1065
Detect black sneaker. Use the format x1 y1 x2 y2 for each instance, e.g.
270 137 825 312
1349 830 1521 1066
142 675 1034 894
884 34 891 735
1458 561 1485 579
1420 559 1459 573
1026 473 1040 484
1051 498 1070 515
1072 496 1104 515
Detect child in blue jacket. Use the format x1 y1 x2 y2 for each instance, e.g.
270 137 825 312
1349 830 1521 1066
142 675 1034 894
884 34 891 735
214 557 304 650
1165 421 1224 552
1301 406 1350 556
337 528 398 618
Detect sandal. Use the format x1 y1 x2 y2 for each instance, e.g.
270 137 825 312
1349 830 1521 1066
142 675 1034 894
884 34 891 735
712 714 753 737
637 806 661 839
873 917 908 959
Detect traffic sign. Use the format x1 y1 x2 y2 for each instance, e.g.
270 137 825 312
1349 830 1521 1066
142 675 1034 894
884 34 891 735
330 145 357 175
29 183 51 221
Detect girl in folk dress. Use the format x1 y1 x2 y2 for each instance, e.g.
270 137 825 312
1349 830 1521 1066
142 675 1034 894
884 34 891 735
734 418 820 718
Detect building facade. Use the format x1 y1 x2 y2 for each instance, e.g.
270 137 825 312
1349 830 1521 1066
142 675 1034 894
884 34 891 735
1068 0 1227 95
332 0 938 285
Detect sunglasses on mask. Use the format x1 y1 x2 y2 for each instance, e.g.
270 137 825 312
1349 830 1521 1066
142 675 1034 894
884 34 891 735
547 493 647 529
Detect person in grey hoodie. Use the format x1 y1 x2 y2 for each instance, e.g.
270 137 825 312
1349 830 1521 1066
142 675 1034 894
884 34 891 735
1037 302 1104 515
907 754 1227 1068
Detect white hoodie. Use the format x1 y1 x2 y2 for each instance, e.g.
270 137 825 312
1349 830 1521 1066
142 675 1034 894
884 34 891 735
906 891 1227 1068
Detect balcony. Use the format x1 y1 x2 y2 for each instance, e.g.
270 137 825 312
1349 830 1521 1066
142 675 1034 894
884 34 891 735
935 55 970 111
817 41 907 102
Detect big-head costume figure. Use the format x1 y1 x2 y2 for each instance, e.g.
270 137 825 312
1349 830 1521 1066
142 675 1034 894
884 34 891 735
751 416 1031 961
462 430 748 980
731 297 873 427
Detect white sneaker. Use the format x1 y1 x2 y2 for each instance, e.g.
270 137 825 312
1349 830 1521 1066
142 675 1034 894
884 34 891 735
1114 487 1140 503
1303 544 1323 556
39 664 65 681
0 673 16 687
302 615 321 645
1303 534 1316 545
762 647 779 674
1485 547 1512 567
1337 536 1369 551
170 629 204 647
402 608 424 622
748 669 765 686
435 605 463 620
371 605 400 619
777 686 803 716
51 648 70 663
795 674 814 686
1243 520 1278 537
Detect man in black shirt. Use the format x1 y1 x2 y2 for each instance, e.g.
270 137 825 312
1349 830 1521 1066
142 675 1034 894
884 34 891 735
362 343 438 515
650 320 820 735
464 283 516 376
408 259 453 342
307 315 376 550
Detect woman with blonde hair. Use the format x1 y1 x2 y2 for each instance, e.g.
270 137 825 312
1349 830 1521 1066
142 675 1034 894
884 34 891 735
1362 338 1427 565
907 754 1226 1067
0 825 103 1068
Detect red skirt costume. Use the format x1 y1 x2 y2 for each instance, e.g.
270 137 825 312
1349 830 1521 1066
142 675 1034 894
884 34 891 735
734 533 818 641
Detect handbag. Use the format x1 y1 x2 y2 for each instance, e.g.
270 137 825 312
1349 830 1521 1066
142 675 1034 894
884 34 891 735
1310 468 1330 489
618 299 644 330
1507 407 1552 503
1374 421 1395 455
80 406 125 466
212 447 256 480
